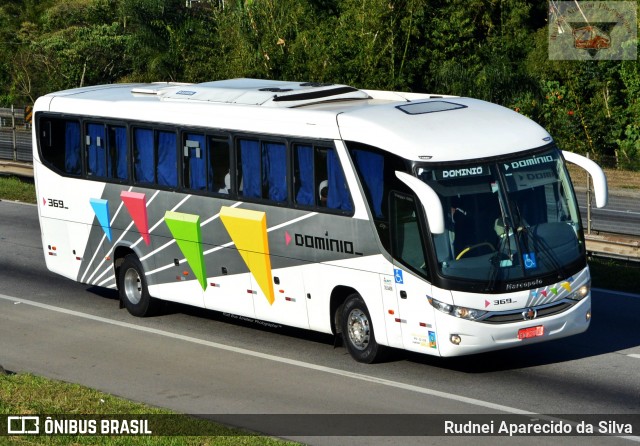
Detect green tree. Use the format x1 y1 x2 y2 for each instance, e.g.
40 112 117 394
616 59 640 169
118 0 185 81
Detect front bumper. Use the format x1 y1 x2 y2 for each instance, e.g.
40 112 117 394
434 295 591 357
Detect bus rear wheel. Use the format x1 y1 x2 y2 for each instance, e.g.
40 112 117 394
341 294 386 363
118 254 157 317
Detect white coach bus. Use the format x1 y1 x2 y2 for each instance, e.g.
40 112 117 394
33 78 607 363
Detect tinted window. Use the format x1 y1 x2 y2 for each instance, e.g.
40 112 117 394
237 138 287 203
183 133 231 194
38 117 81 176
293 144 352 212
133 127 177 187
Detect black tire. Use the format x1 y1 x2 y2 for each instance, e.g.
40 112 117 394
118 254 157 317
341 294 386 363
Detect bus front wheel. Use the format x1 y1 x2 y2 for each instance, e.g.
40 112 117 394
341 294 385 363
118 254 157 317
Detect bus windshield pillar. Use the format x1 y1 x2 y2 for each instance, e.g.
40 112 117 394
395 171 445 234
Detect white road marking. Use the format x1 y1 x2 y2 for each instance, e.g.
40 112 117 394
1 292 638 443
0 293 528 413
628 354 640 360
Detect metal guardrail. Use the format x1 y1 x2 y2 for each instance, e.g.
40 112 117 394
0 106 32 164
585 233 640 262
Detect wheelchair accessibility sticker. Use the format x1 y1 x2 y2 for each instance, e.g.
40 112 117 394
523 252 537 270
394 269 404 284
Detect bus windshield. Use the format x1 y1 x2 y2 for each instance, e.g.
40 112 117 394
417 147 584 285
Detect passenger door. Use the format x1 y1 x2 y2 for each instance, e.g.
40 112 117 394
389 192 438 354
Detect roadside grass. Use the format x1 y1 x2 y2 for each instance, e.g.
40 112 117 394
567 165 640 191
0 175 36 203
588 256 640 293
0 373 295 445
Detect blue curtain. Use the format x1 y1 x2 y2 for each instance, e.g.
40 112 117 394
87 123 106 177
240 139 261 198
265 142 286 202
134 128 154 183
353 149 384 218
327 149 352 211
64 122 81 175
186 133 207 190
157 131 177 187
295 145 314 205
110 126 128 180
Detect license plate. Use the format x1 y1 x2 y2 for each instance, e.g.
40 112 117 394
518 325 544 340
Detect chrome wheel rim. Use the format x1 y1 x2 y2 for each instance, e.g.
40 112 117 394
347 308 370 351
124 268 142 305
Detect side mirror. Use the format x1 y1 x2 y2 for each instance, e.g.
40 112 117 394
395 171 445 234
562 151 608 208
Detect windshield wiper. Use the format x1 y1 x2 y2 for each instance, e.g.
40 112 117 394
486 180 515 292
510 200 567 279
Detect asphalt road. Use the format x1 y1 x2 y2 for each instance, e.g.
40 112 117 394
0 200 639 445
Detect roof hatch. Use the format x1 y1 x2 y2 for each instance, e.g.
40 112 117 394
396 101 467 115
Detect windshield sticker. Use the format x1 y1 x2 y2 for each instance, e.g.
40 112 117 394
503 155 554 171
394 269 404 284
435 166 488 180
510 169 557 191
523 252 538 270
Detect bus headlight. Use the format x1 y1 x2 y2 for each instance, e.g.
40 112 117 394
568 283 590 301
428 297 452 314
428 297 487 321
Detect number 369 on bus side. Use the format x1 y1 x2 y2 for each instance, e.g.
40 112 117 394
43 198 67 209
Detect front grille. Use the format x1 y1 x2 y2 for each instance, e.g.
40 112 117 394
479 300 576 324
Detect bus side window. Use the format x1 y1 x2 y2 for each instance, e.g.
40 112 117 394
264 141 286 202
39 118 81 176
134 128 177 187
351 148 384 218
237 138 287 203
64 121 82 176
133 128 155 184
86 123 106 177
391 192 428 277
294 144 352 212
183 133 207 191
209 136 230 194
325 147 352 212
238 139 261 199
294 144 315 206
86 123 128 181
157 131 177 187
107 125 128 180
